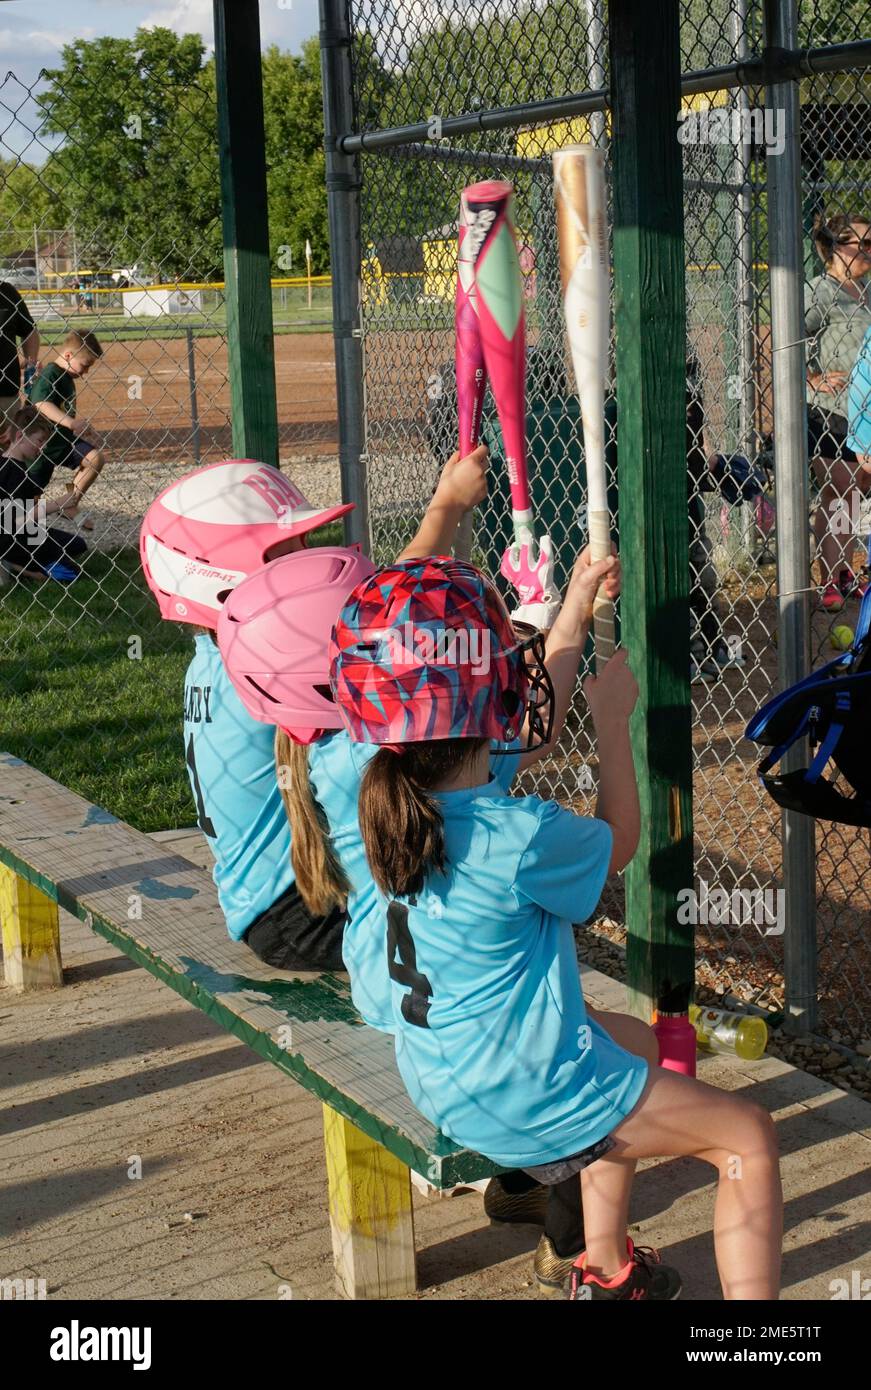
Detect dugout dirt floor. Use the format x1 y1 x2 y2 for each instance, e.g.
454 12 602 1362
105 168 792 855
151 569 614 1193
1 829 869 1303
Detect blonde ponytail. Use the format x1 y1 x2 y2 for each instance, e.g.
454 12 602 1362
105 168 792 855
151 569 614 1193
275 729 349 916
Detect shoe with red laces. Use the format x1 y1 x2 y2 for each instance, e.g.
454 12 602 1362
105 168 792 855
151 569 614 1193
820 583 845 613
567 1238 682 1301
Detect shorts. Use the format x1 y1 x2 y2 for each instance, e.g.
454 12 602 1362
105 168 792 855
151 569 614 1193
523 1134 617 1185
807 406 858 465
243 879 346 972
40 427 98 472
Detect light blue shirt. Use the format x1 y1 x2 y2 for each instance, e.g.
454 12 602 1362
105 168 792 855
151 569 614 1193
183 635 294 939
307 731 520 1032
847 325 871 457
389 787 648 1167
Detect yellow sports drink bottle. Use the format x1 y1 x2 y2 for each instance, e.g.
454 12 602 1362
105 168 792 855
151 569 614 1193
689 1004 768 1060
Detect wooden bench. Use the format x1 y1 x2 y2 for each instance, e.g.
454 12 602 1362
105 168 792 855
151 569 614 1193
0 753 502 1299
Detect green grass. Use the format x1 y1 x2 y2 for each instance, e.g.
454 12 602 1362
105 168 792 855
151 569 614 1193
0 548 195 831
0 523 344 833
34 286 335 343
36 310 333 344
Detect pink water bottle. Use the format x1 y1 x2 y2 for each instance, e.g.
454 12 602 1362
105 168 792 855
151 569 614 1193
653 1012 697 1077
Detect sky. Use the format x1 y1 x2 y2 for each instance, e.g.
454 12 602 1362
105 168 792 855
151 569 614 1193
0 0 321 160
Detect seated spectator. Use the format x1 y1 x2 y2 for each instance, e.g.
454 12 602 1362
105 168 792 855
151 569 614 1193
29 329 107 527
0 279 40 433
0 402 87 582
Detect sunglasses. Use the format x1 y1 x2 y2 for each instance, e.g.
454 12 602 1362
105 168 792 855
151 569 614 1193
836 236 871 252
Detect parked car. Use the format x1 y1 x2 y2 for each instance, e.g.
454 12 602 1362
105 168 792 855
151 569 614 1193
1 266 38 287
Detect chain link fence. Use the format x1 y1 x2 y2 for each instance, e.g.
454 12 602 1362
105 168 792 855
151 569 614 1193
1 5 868 1045
0 38 337 829
340 0 871 1047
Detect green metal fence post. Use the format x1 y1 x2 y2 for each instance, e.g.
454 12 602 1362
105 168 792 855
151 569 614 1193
320 0 369 550
214 0 279 466
609 0 695 1021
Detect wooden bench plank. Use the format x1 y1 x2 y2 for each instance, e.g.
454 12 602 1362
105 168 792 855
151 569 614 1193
0 754 499 1188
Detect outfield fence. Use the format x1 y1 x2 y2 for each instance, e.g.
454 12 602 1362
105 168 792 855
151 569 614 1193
2 3 870 1050
320 0 871 1046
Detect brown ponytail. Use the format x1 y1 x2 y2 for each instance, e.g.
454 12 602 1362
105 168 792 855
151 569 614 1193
359 738 486 898
275 729 350 916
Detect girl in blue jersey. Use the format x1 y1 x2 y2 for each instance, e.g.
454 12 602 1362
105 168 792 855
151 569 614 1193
141 459 361 969
217 476 657 1288
214 444 492 983
328 557 783 1302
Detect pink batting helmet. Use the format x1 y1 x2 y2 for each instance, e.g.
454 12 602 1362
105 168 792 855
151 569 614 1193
139 459 354 628
217 547 376 744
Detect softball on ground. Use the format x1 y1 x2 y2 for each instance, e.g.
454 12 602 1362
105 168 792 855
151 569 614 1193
830 625 854 651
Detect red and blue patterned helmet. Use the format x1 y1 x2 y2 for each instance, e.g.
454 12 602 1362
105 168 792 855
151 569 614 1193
329 555 553 747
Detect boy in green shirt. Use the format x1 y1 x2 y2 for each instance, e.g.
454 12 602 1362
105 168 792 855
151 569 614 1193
28 328 107 523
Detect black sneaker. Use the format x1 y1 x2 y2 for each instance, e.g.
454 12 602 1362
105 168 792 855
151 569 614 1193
483 1175 548 1227
567 1239 682 1301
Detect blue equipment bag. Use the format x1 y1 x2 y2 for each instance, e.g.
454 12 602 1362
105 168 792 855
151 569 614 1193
745 587 871 827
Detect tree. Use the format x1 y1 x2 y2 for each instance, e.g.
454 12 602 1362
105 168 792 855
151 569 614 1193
36 28 221 279
261 40 329 275
0 156 67 260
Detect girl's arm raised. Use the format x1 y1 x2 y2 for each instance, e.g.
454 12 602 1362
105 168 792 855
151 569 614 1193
396 446 488 561
517 546 620 771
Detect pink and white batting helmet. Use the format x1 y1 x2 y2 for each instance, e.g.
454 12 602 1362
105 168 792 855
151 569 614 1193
139 459 354 627
217 547 375 744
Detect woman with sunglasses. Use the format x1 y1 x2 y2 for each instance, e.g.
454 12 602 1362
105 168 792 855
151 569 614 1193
806 211 871 611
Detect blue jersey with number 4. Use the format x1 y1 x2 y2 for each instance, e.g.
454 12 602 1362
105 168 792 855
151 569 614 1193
307 731 520 1032
183 635 294 940
389 785 648 1168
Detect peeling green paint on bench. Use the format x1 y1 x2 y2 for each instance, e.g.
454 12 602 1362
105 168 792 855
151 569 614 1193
136 877 199 901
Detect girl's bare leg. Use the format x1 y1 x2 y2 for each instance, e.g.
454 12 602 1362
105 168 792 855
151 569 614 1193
580 1067 782 1299
586 1005 659 1068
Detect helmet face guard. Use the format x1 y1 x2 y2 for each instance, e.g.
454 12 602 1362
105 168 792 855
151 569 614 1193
506 621 554 753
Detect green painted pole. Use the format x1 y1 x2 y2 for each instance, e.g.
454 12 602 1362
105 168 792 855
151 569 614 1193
214 0 279 466
609 0 695 1021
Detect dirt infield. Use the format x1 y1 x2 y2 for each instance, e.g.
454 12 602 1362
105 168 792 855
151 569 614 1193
72 331 338 467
